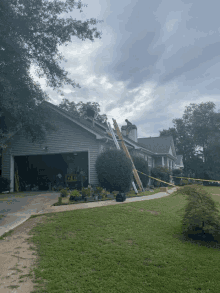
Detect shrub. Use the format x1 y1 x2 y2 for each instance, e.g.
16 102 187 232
94 186 104 195
69 189 81 201
58 197 62 205
179 184 220 242
60 188 69 197
95 149 133 193
155 181 161 187
172 169 182 185
182 179 189 186
0 177 11 193
130 154 149 188
57 185 64 191
151 166 171 187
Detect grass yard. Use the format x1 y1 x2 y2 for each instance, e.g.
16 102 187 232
19 185 220 293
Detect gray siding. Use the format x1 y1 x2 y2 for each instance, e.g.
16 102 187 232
2 108 101 191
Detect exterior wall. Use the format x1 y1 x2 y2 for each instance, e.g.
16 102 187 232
2 108 101 191
154 156 162 167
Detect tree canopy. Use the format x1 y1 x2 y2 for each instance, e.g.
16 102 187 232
0 0 104 150
57 98 108 124
160 102 220 179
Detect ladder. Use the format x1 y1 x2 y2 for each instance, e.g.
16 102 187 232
107 119 144 193
107 122 138 194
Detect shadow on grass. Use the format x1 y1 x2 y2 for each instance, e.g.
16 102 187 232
173 230 220 251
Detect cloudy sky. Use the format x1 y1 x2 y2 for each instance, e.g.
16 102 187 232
30 0 220 139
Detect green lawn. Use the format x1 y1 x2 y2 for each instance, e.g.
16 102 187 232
10 185 219 293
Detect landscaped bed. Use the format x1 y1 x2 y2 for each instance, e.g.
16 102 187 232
10 185 220 293
53 186 174 206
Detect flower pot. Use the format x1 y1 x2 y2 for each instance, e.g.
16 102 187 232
116 192 126 202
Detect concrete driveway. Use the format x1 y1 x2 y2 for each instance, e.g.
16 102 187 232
0 191 60 237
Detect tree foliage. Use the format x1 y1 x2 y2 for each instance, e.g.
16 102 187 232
95 149 133 193
159 102 220 180
57 98 108 124
130 155 149 189
178 185 220 244
150 166 171 187
0 0 104 150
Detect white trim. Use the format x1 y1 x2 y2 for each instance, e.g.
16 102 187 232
162 156 164 167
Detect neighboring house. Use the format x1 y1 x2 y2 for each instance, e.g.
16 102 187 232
1 101 181 192
174 155 184 170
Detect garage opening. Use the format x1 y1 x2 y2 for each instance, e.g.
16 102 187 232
14 152 88 192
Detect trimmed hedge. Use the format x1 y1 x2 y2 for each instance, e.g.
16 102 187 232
130 154 149 189
95 149 133 193
150 166 171 187
178 184 220 243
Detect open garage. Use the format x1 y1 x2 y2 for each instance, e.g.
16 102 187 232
14 152 88 191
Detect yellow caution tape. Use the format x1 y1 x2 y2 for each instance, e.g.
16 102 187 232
136 170 176 187
134 169 220 188
172 176 220 184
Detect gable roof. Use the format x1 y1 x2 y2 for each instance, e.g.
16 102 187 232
138 136 176 157
41 101 110 139
41 101 155 153
1 100 177 159
175 155 183 165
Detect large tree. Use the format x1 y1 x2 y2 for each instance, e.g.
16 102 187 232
0 0 104 150
159 102 220 178
182 102 220 164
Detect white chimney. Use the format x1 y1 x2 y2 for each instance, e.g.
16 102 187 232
121 124 137 143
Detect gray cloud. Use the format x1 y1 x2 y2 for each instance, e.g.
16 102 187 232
30 0 220 140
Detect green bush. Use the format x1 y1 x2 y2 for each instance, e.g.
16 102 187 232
58 197 62 205
81 187 91 197
130 154 149 188
179 185 220 242
69 189 81 201
95 149 133 193
182 179 189 186
60 188 69 197
151 166 171 187
172 169 182 185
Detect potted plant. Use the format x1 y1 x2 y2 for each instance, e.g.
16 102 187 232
69 189 81 201
81 187 89 199
60 188 69 197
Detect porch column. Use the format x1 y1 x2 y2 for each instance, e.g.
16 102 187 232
162 156 164 167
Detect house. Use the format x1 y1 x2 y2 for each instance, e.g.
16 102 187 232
1 101 181 192
174 155 184 170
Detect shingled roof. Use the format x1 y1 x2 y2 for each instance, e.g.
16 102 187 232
1 100 177 159
138 136 176 156
40 100 111 138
